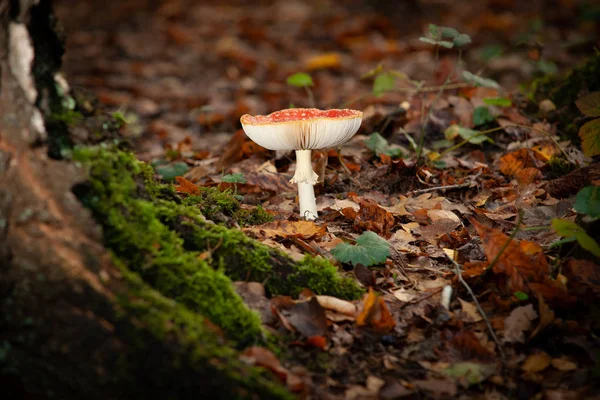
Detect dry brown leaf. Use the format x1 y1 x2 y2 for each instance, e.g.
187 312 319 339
503 304 538 344
458 298 483 323
522 352 551 373
240 346 288 381
316 295 356 316
356 288 396 332
472 219 550 294
551 357 577 371
244 220 326 240
174 176 200 195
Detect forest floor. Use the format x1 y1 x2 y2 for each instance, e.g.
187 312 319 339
53 0 600 398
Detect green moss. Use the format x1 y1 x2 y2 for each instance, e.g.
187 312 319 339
72 146 263 345
183 188 274 227
112 259 293 399
177 219 363 299
71 144 362 355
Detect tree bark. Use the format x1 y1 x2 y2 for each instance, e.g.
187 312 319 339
0 2 290 398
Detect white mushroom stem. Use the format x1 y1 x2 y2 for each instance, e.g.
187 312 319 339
290 149 318 220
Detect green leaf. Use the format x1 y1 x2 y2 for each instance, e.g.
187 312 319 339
575 186 600 218
428 24 439 38
579 118 600 157
443 362 496 386
576 92 600 117
440 26 460 39
483 97 512 107
364 132 403 158
479 44 503 62
287 72 313 88
458 127 490 144
462 71 500 90
552 218 600 258
514 291 529 301
222 173 247 184
419 37 454 48
331 231 390 267
155 161 189 181
537 60 558 74
453 33 472 47
473 106 495 126
372 73 396 96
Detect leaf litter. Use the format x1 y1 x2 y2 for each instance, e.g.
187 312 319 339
56 0 600 398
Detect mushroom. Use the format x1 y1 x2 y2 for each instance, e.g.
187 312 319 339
240 108 363 220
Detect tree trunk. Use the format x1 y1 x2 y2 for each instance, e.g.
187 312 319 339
0 1 291 398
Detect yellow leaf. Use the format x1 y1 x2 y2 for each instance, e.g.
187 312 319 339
522 352 551 373
305 53 341 70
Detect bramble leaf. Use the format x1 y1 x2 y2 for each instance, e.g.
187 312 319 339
372 73 396 96
575 92 600 117
574 186 600 219
552 218 600 258
579 118 600 157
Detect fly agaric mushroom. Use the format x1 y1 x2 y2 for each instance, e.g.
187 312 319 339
240 108 362 220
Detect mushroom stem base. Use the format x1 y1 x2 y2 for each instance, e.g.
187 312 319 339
298 182 318 220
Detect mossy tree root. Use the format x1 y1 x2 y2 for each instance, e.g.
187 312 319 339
72 146 363 347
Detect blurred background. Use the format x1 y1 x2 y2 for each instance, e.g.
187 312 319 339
52 0 599 155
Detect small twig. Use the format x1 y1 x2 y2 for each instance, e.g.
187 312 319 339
447 255 506 362
393 82 469 93
408 181 472 195
487 211 523 272
340 94 367 109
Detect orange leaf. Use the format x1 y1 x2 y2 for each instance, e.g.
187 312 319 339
244 220 327 240
349 195 396 238
471 219 549 292
174 176 200 195
498 148 545 177
356 288 396 332
304 52 342 70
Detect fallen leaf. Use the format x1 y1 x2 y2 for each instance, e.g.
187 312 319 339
458 298 483 323
316 295 357 316
331 231 390 267
393 288 418 303
244 220 326 240
472 219 551 295
286 297 328 338
356 288 396 332
305 52 342 70
503 304 538 343
551 357 577 371
522 352 551 373
443 362 496 387
174 176 200 195
240 346 288 381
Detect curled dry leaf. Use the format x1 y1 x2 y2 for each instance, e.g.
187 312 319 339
244 220 327 240
502 304 538 344
174 176 200 195
316 295 357 316
356 288 396 332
